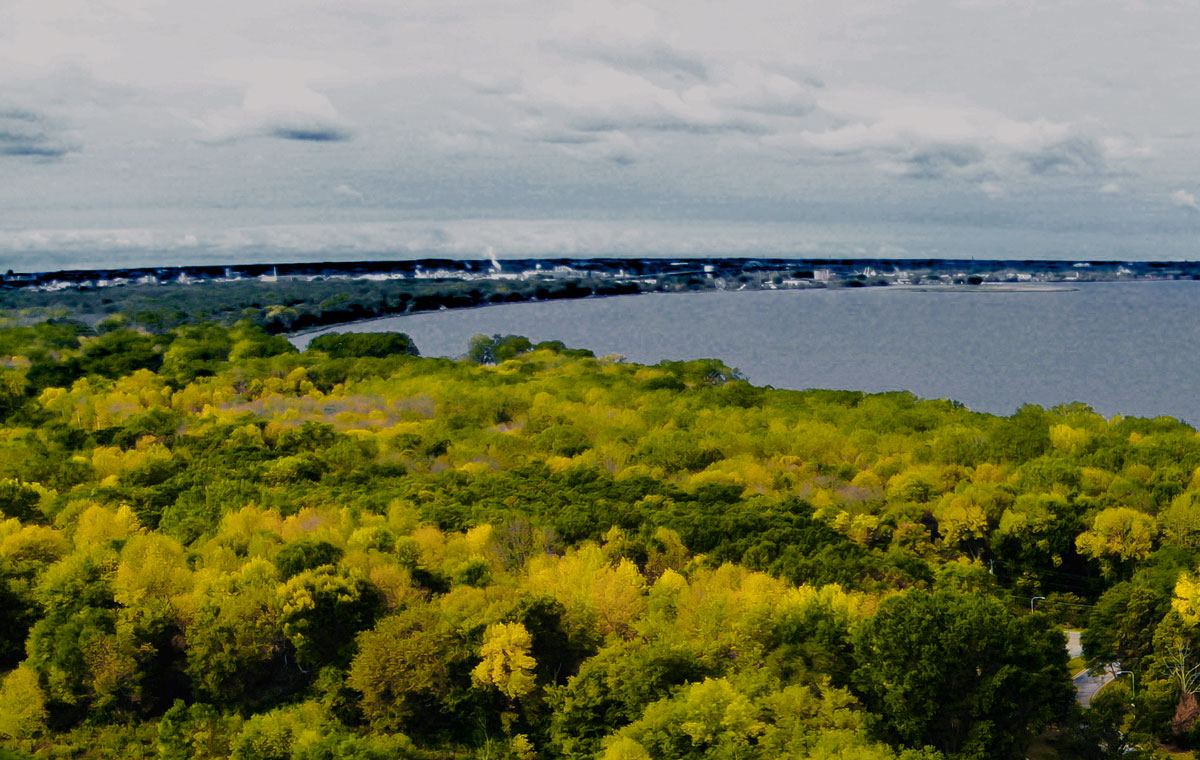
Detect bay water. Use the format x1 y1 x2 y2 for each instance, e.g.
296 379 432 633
293 281 1200 425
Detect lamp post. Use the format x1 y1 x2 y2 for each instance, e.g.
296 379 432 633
1116 669 1136 698
1031 596 1046 612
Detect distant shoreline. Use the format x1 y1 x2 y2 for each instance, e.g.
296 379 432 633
887 283 1079 293
3 255 1198 292
1 255 1193 338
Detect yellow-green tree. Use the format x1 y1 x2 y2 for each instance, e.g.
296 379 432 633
1076 507 1157 572
473 621 537 700
0 665 47 739
347 606 457 731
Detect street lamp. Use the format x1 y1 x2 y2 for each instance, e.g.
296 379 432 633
1031 596 1046 612
1116 669 1136 698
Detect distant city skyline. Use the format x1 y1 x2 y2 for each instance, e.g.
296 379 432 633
4 0 1200 267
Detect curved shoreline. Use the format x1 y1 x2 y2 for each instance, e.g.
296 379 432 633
286 288 659 343
287 280 1088 346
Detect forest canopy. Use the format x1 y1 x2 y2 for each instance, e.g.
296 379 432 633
0 318 1197 759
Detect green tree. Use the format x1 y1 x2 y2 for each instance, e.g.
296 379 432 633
1076 507 1157 574
308 332 419 359
0 665 47 740
472 622 538 700
156 700 233 760
278 567 384 669
347 607 460 732
0 479 43 521
185 562 293 707
547 641 713 759
851 589 1072 760
273 539 345 580
599 677 765 760
158 324 234 386
1081 582 1169 674
0 558 37 669
467 334 533 365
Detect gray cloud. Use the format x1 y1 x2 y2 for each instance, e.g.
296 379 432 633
482 54 817 164
738 100 817 119
2 0 1192 257
895 143 987 179
195 80 354 145
0 106 77 159
573 43 710 83
569 116 769 136
267 124 352 142
1022 135 1106 175
533 132 602 145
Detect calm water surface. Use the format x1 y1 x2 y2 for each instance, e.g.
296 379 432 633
294 281 1200 425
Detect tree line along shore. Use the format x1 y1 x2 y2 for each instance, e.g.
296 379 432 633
2 256 1194 337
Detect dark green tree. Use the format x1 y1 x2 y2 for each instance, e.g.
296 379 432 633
279 568 385 669
851 589 1073 760
273 539 345 580
1081 582 1170 674
307 332 419 359
0 480 42 522
466 334 532 364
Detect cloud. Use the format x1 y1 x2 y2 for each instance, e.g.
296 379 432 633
884 143 987 179
794 93 1064 152
1171 189 1200 213
978 181 1005 198
197 79 353 144
511 64 742 134
1099 182 1121 194
1021 135 1106 175
534 129 641 165
268 125 351 142
532 132 602 145
0 106 77 159
333 183 364 201
481 53 819 164
776 88 1117 189
583 44 710 83
0 219 918 263
456 0 822 162
429 128 503 155
570 115 768 136
0 0 1190 239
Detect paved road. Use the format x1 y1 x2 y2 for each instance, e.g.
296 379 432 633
1074 667 1117 707
1065 630 1117 707
1066 630 1083 660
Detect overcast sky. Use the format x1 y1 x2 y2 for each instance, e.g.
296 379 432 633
4 0 1200 268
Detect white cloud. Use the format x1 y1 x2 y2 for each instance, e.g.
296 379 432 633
1101 136 1153 161
1099 182 1121 194
1171 189 1200 213
196 79 352 144
773 89 1113 187
798 89 1072 151
505 59 787 143
333 184 364 201
462 0 823 162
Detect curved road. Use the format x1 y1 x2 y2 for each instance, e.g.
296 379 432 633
1066 630 1117 707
